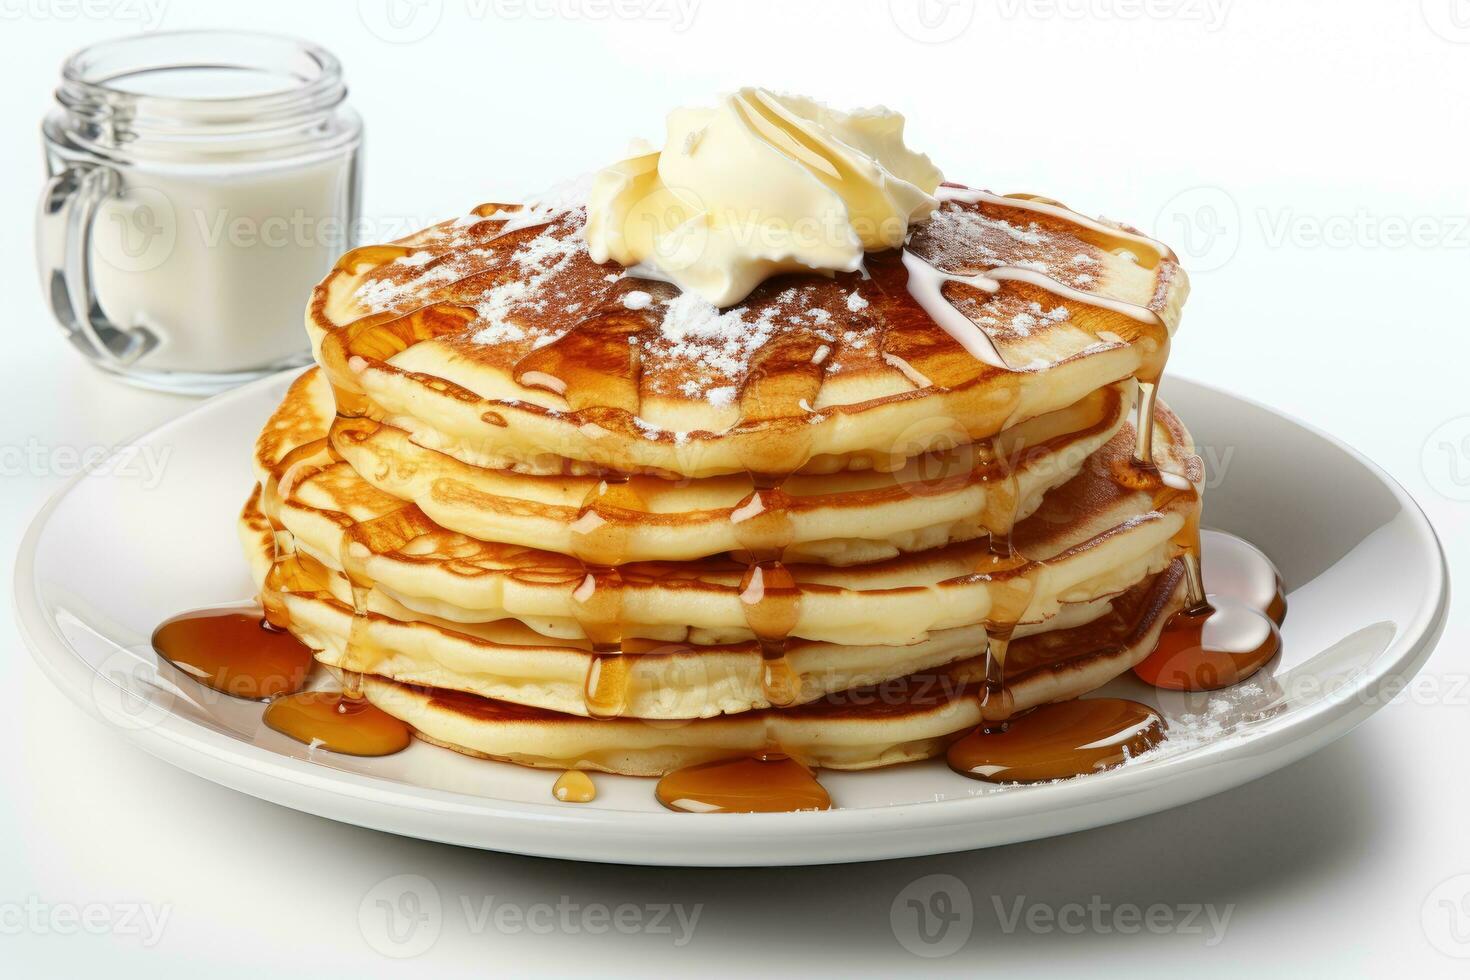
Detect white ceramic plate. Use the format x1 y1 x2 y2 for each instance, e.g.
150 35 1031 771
14 370 1447 866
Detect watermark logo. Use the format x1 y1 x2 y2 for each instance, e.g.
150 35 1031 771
94 185 176 275
1153 188 1470 272
358 874 442 958
1155 185 1241 272
1422 0 1470 43
1422 873 1470 958
889 0 976 43
358 0 445 42
357 875 703 956
89 646 172 734
1422 416 1470 501
890 874 974 958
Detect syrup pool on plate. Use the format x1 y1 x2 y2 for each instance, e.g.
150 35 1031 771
1133 530 1286 691
656 756 832 813
947 698 1167 783
151 605 314 700
262 690 412 757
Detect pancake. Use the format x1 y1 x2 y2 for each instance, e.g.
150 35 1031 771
331 377 1136 565
253 377 1201 648
341 565 1189 775
307 188 1188 479
240 486 1133 719
268 368 1134 566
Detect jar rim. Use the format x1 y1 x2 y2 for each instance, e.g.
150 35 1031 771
52 30 358 159
58 30 347 124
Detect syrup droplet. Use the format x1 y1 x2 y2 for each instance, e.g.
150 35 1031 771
568 477 641 718
1134 600 1281 691
947 698 1165 783
552 770 597 803
983 466 1020 558
1133 376 1162 467
656 756 832 813
738 560 803 707
262 690 412 756
151 606 314 700
974 555 1033 723
978 645 1014 723
1132 530 1285 691
583 649 632 719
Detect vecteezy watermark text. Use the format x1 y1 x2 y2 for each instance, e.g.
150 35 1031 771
0 0 168 29
994 0 1230 30
0 897 171 947
461 895 702 942
357 0 698 44
890 875 1233 957
992 895 1233 944
358 874 703 958
0 440 171 488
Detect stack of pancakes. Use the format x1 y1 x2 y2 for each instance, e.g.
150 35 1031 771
240 188 1198 775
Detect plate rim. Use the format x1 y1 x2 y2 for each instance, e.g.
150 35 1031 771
12 369 1450 866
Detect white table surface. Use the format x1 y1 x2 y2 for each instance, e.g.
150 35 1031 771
3 1 1468 974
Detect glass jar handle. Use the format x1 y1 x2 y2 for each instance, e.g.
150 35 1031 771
35 163 157 367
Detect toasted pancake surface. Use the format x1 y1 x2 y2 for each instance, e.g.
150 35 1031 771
309 190 1187 478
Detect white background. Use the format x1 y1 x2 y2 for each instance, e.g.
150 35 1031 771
3 0 1469 974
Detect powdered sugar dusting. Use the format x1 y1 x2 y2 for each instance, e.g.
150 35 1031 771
469 228 585 346
356 260 463 312
352 208 581 315
914 199 1113 293
654 291 780 379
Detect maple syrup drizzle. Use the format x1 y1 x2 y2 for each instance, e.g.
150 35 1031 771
897 187 1178 730
972 431 1034 723
1133 376 1161 467
738 561 803 706
568 476 643 718
899 249 1010 369
976 562 1034 724
333 501 437 721
552 770 597 803
908 187 1176 472
152 606 314 701
719 312 823 709
655 756 831 813
262 689 412 756
947 698 1166 783
904 232 1170 380
729 472 805 706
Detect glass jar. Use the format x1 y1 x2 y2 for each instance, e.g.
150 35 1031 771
37 31 363 394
